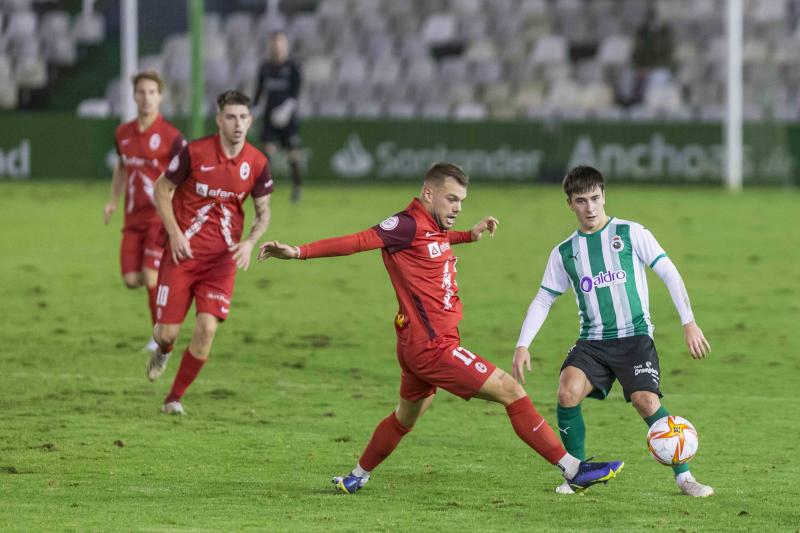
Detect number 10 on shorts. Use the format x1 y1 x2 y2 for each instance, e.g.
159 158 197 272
156 285 169 306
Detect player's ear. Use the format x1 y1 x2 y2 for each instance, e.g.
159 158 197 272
421 182 434 202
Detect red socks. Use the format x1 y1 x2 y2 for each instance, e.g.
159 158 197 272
505 397 567 465
147 285 158 325
358 412 412 471
165 349 206 404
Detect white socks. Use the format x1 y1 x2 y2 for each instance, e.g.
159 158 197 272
352 464 371 481
675 471 694 485
557 453 581 480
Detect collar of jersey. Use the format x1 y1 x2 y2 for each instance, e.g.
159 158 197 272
409 197 443 232
576 216 614 237
133 113 162 135
212 134 246 165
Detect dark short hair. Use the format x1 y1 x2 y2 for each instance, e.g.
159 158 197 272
132 70 164 93
216 90 251 111
424 162 470 187
563 166 605 200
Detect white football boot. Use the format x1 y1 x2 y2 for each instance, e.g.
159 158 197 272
677 475 714 497
146 348 171 381
555 481 576 494
162 401 185 415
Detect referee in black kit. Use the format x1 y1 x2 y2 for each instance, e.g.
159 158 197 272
254 30 304 202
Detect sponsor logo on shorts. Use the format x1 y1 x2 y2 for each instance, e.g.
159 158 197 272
207 292 231 305
633 361 660 385
149 133 161 150
379 216 399 230
579 269 627 293
240 161 250 180
220 306 229 314
611 235 625 252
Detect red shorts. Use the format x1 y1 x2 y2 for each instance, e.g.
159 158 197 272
120 223 164 275
396 334 496 401
154 252 237 324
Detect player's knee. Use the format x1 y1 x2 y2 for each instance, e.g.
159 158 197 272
195 322 218 345
631 391 660 416
154 324 179 346
501 374 527 403
557 386 582 408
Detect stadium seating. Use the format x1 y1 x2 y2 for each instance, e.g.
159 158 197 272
0 0 105 110
12 0 792 122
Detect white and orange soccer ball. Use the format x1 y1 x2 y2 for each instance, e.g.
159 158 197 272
646 415 699 466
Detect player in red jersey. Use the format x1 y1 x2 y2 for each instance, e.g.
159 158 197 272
258 163 624 494
145 90 273 414
103 70 184 353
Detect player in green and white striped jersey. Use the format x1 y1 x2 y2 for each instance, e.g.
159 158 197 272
512 166 713 498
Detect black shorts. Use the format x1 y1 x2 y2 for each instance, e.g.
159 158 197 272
260 117 301 149
561 335 662 402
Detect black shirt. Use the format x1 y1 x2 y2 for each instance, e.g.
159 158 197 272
253 59 302 112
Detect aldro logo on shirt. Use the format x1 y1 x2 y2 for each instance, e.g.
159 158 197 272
579 270 627 293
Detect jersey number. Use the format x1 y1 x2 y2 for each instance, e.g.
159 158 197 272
156 285 169 307
452 346 477 366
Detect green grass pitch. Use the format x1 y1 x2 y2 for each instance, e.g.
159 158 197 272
1 181 799 532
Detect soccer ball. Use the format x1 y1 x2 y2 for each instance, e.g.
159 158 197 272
646 415 699 466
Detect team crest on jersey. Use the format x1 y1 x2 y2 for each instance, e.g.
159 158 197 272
611 235 625 252
149 133 161 150
379 216 399 230
168 154 179 172
240 162 250 180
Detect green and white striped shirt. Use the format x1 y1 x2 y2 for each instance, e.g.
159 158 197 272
541 217 668 340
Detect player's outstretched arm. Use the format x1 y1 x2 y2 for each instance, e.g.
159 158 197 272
258 240 300 260
154 174 193 263
683 321 711 359
651 257 710 359
103 161 125 224
470 216 499 241
512 288 558 384
260 228 385 262
231 195 271 270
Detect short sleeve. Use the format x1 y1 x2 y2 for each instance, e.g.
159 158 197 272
165 145 191 185
371 213 416 253
631 224 667 269
169 133 186 157
540 247 570 296
252 160 274 197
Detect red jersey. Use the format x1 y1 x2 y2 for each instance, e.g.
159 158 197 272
115 114 184 228
164 134 273 257
299 198 473 344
